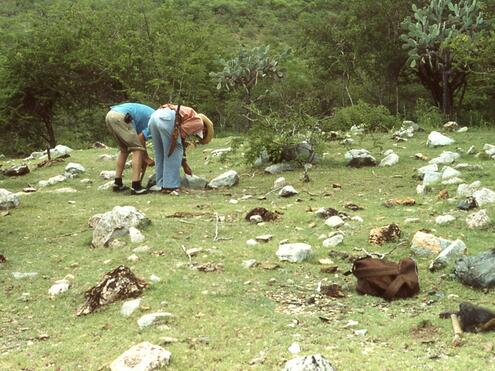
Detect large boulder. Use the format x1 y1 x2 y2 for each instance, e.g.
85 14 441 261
281 142 317 163
91 206 150 248
283 354 336 371
207 170 239 189
456 250 495 288
426 131 455 147
110 342 171 371
345 149 377 168
0 188 20 210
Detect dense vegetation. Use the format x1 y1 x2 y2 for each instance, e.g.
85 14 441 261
0 0 494 155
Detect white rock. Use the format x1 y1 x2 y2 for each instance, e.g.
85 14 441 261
467 145 477 155
484 144 495 156
38 175 67 188
379 152 399 167
64 162 85 177
325 216 345 228
121 298 141 317
466 209 491 229
457 181 481 198
137 312 174 329
133 245 151 253
422 171 442 186
279 185 298 197
110 341 171 371
344 149 376 163
426 131 455 147
211 147 232 157
428 151 460 165
0 188 20 210
283 354 335 371
473 188 495 207
207 170 239 189
435 215 456 225
129 227 145 243
48 279 70 296
149 274 161 283
276 243 312 263
100 170 116 180
457 127 468 133
12 272 38 279
354 329 368 336
36 145 72 160
53 187 77 193
441 166 461 180
442 177 464 185
404 218 420 224
97 154 116 161
249 215 263 224
351 216 364 223
80 178 93 184
127 254 139 262
429 239 467 271
288 343 301 354
228 198 238 204
243 259 257 268
92 206 148 248
264 163 294 174
98 181 114 190
322 234 344 248
246 239 258 247
454 163 483 171
416 184 430 195
417 164 438 177
411 231 451 257
274 177 287 189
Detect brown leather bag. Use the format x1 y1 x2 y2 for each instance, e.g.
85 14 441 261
351 257 419 300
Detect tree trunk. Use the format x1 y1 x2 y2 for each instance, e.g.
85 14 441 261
442 53 452 118
43 118 56 148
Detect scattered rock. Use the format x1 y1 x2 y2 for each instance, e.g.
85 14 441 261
345 149 377 168
429 239 467 271
458 196 478 211
181 174 209 189
98 181 114 191
12 272 38 280
94 142 109 149
274 177 287 189
435 215 456 225
282 142 317 163
38 175 67 188
315 207 339 219
48 279 71 296
283 354 335 371
416 184 431 195
246 239 258 246
410 231 451 256
207 170 239 189
426 131 455 147
368 224 401 245
121 298 141 317
288 342 301 354
473 188 495 207
4 164 30 177
249 215 263 224
110 342 171 371
245 207 279 222
53 187 77 193
379 151 399 167
276 243 312 263
91 206 149 248
256 234 273 242
264 163 294 174
97 154 117 161
64 162 85 177
442 166 461 180
437 189 449 199
100 170 116 180
137 312 174 329
0 188 20 210
484 144 495 157
454 163 483 171
323 234 344 248
129 227 145 243
428 151 460 165
76 266 147 316
456 250 495 288
325 216 345 228
279 185 298 197
422 171 442 186
243 259 257 268
417 164 438 178
457 181 481 198
466 209 491 229
443 121 459 131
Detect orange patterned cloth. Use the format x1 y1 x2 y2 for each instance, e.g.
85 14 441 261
160 103 204 138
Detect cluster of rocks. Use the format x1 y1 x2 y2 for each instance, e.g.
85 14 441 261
392 120 421 141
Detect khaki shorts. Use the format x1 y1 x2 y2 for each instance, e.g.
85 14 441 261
105 111 145 152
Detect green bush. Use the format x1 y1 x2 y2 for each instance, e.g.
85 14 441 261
414 98 446 128
324 101 400 132
241 105 324 165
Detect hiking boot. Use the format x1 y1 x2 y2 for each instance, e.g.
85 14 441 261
131 187 148 195
112 183 129 192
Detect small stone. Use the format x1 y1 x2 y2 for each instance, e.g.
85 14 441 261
207 170 239 189
246 239 258 247
276 243 312 263
274 177 287 188
411 231 451 256
121 299 141 317
243 259 257 268
250 215 263 224
404 218 420 224
279 185 298 197
132 245 151 253
322 234 344 248
264 163 294 174
99 170 116 180
435 215 456 225
344 320 359 328
354 329 368 336
127 254 139 262
473 188 495 207
255 234 273 242
12 272 38 280
0 188 20 210
466 209 491 229
186 248 202 256
98 181 114 190
48 279 70 296
426 131 455 147
129 227 145 243
379 152 399 167
149 274 161 283
229 198 238 204
351 216 364 223
110 342 171 371
283 354 336 371
288 342 301 354
137 312 173 329
325 216 344 228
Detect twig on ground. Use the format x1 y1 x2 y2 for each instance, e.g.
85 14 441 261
264 186 284 197
180 244 192 265
451 313 463 347
213 213 220 241
357 245 399 259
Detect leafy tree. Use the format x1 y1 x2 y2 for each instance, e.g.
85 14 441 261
400 0 484 117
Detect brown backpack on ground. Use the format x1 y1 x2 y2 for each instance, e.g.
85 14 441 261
351 257 419 300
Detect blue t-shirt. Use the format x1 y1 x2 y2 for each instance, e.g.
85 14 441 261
111 103 155 140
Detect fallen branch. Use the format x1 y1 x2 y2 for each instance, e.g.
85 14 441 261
180 245 192 265
451 313 463 347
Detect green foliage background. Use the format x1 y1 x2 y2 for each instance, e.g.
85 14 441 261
0 0 494 155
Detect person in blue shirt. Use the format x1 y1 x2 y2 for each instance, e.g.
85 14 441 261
105 103 155 194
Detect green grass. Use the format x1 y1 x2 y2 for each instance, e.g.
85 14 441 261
1 130 495 370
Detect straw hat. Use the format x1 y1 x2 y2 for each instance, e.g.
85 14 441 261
197 113 214 144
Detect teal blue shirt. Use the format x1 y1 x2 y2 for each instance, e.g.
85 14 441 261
111 103 154 140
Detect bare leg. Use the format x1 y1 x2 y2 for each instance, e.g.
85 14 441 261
131 150 144 182
116 149 128 178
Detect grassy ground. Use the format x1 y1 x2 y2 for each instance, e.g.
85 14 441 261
1 129 495 370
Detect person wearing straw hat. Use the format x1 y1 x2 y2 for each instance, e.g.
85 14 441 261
148 103 213 194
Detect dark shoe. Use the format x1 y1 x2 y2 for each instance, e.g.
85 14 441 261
131 187 148 195
112 183 129 192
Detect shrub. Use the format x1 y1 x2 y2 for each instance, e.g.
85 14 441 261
324 101 400 132
414 98 446 128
